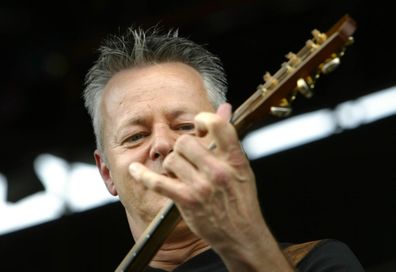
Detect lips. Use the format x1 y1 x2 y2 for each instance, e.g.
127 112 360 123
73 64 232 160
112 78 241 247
161 172 176 178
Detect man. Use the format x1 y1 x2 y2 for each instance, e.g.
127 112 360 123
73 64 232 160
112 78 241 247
83 27 364 271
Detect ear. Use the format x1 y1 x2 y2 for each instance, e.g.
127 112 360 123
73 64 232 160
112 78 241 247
94 150 118 196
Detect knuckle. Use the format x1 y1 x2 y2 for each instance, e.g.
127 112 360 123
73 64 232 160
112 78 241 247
210 165 229 186
180 192 200 209
227 146 248 167
173 181 210 209
195 180 213 198
186 198 200 209
150 178 164 193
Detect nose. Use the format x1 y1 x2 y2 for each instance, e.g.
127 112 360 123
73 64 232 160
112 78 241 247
149 125 175 160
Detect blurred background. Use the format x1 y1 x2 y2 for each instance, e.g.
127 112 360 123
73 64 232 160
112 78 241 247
1 0 395 271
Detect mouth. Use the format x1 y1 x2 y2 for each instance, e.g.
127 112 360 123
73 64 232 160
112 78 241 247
161 172 176 178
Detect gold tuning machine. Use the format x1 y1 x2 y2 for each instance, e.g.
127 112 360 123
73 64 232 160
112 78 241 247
311 29 327 45
306 39 319 51
320 54 341 74
285 52 300 67
270 98 292 117
319 35 355 75
296 77 314 98
263 72 279 87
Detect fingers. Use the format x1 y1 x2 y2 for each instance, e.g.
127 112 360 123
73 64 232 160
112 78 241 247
172 134 212 169
194 102 230 137
215 103 232 122
173 102 245 171
193 104 239 153
128 102 245 207
163 150 199 182
129 163 191 204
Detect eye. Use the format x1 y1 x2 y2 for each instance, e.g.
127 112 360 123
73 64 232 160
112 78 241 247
176 123 195 132
123 132 149 145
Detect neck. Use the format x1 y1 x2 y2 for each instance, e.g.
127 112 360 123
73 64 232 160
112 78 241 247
150 226 210 271
127 212 210 271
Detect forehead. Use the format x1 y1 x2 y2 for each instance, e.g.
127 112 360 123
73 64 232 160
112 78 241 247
100 62 214 124
106 62 208 99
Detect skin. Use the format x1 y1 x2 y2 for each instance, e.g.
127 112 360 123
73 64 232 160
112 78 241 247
94 62 293 271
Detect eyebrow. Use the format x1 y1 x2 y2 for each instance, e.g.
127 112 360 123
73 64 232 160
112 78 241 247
122 115 148 126
115 115 148 138
115 107 196 136
164 107 196 120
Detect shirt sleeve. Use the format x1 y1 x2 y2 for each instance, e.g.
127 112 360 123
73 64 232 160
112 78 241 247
297 239 365 272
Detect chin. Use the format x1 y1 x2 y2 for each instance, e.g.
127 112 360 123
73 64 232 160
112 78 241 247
140 194 171 223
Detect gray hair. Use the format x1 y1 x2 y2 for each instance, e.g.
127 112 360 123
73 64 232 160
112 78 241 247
83 26 227 154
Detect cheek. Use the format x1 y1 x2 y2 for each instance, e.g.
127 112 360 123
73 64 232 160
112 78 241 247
111 162 142 208
110 147 149 188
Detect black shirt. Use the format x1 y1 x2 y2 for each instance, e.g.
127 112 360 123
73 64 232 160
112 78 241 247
145 239 364 272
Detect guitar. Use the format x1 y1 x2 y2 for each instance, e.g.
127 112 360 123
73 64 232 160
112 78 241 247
115 14 357 272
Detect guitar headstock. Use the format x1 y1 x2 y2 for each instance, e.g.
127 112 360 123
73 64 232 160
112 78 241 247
232 15 357 137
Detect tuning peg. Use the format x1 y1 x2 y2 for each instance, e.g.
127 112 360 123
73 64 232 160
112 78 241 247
257 84 269 97
339 36 355 57
285 52 300 67
282 62 295 73
311 29 327 44
270 98 292 117
306 39 319 50
320 55 341 74
296 77 314 98
263 72 278 87
346 36 355 46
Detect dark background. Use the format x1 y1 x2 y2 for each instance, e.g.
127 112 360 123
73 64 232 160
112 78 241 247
1 0 395 271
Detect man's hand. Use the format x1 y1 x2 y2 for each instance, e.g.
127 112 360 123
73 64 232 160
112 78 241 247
128 103 293 271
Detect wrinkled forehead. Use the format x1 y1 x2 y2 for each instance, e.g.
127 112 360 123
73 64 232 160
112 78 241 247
100 62 214 123
103 62 207 102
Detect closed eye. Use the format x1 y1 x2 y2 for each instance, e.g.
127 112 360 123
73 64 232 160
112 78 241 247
176 123 195 132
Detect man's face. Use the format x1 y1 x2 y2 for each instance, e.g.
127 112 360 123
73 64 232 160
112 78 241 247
98 62 215 228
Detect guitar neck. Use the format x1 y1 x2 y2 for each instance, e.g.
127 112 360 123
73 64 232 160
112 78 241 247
115 201 180 272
